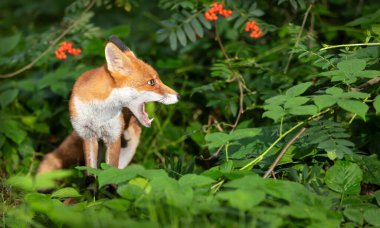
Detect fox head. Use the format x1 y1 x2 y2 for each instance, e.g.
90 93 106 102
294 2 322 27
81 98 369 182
104 36 179 127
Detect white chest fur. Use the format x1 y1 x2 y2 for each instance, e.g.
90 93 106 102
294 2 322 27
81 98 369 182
71 87 139 143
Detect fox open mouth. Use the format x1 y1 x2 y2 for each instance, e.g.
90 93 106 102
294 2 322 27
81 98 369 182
137 102 154 127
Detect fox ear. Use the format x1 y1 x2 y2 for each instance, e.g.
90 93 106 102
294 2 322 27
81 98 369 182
105 43 132 75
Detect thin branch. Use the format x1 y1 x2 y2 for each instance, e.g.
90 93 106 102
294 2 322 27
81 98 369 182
320 42 380 51
0 0 97 79
351 76 380 91
214 22 230 60
284 3 314 74
231 79 244 131
263 127 306 178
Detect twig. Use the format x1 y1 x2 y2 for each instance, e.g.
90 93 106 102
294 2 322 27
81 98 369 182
284 3 314 74
319 42 380 51
214 22 230 60
0 0 97 79
263 127 306 178
231 80 244 131
351 76 380 91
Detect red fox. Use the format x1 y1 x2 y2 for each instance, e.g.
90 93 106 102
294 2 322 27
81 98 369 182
37 36 179 174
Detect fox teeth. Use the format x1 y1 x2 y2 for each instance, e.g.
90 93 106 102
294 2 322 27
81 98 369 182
149 118 154 123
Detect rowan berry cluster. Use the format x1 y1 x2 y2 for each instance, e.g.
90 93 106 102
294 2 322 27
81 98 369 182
204 3 264 39
245 20 263 39
204 2 233 21
55 41 82 60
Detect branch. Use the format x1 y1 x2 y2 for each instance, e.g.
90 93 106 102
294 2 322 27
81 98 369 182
263 127 306 178
0 0 97 79
284 3 314 74
320 42 380 51
351 76 380 91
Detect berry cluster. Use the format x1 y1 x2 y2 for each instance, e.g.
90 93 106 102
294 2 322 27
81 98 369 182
245 20 263 39
204 3 233 21
55 41 82 60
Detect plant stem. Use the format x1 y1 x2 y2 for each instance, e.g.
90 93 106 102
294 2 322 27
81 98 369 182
320 42 380 51
284 3 314 74
240 121 305 171
263 127 306 178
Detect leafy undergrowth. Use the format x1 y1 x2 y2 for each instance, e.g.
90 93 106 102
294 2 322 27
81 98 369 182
1 0 380 227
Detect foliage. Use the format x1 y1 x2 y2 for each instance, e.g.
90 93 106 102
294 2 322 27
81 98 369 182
1 0 380 227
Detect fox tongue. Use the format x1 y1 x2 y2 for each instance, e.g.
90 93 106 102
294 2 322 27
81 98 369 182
141 103 154 127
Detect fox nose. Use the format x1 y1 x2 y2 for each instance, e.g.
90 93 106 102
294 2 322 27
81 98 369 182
176 93 180 100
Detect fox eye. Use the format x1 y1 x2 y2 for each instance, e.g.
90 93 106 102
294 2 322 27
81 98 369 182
147 79 156 86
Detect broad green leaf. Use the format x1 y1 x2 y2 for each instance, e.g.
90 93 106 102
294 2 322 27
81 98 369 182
35 170 73 190
364 209 380 226
183 23 196 42
265 95 288 105
169 31 177 50
0 118 27 144
6 175 34 192
263 109 285 122
337 59 366 74
117 184 144 200
374 95 380 115
178 174 215 188
337 100 369 120
229 128 261 141
176 27 187 46
51 187 81 199
285 82 313 97
325 161 363 194
374 190 380 206
340 91 369 99
217 189 265 211
284 97 309 109
0 33 21 55
313 95 337 110
326 87 344 96
343 208 364 225
205 132 229 149
0 89 19 108
287 105 318 116
358 70 380 78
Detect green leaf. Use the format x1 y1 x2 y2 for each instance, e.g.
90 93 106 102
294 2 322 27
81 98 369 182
326 87 344 96
374 95 380 115
197 13 211 29
313 95 337 110
337 99 369 120
340 91 369 99
205 132 229 149
284 97 309 109
0 33 21 55
263 109 285 122
6 175 34 192
364 209 380 226
0 118 27 144
183 23 196 42
178 174 215 188
190 18 204 37
285 82 312 97
217 189 265 211
265 95 288 105
325 161 363 194
169 31 177 50
229 128 261 141
51 187 81 199
287 105 318 116
176 27 187 46
0 89 19 108
337 59 366 74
